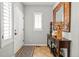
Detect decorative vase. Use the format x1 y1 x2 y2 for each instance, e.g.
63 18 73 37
56 24 62 40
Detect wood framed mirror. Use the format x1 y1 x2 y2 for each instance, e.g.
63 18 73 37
53 2 71 32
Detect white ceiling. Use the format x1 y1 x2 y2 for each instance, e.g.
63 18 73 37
22 2 56 6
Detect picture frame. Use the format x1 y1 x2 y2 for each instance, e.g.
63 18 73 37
53 2 71 32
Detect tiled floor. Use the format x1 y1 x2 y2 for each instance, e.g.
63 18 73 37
33 46 53 57
16 46 53 57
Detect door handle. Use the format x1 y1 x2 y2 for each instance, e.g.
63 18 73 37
14 33 17 35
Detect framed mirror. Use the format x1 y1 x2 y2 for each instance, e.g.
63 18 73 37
53 2 71 32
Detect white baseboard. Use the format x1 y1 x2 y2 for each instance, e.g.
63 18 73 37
23 44 47 46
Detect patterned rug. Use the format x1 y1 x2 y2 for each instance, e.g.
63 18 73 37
16 46 34 57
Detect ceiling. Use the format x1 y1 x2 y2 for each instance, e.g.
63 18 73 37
22 2 56 6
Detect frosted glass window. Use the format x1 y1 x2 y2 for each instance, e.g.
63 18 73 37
2 2 12 40
34 13 42 30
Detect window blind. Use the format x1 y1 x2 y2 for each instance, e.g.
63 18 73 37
2 2 12 40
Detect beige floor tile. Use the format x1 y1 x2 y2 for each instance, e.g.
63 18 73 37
33 46 53 57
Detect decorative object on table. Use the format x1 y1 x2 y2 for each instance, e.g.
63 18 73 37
54 22 62 40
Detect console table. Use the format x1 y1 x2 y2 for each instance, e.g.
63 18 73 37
47 34 71 57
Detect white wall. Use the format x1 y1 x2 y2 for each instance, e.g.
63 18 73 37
62 2 79 57
0 42 14 57
24 5 53 45
70 2 79 57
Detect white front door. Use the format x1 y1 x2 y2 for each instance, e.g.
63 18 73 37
14 6 24 53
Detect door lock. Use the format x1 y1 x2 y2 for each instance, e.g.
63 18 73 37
14 33 17 35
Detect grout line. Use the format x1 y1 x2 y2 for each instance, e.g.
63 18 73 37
32 46 36 57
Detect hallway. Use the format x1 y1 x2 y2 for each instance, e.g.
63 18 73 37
0 2 79 57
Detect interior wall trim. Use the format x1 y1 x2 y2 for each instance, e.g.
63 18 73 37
23 44 47 46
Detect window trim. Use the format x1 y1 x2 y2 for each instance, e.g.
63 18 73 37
34 12 42 31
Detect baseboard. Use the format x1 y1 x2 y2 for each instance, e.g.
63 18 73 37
23 44 47 46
